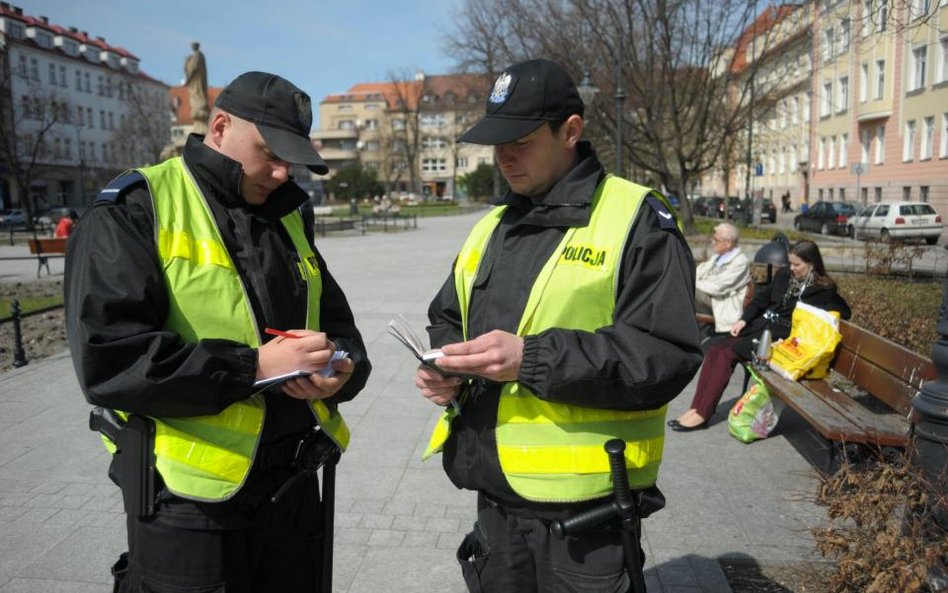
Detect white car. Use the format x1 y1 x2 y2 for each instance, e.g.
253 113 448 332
848 201 943 245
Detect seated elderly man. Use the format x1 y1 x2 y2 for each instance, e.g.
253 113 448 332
695 222 750 344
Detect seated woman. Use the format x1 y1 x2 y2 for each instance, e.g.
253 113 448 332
669 240 851 432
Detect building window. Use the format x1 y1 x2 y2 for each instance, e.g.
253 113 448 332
861 128 872 163
87 107 94 128
421 158 447 172
75 69 82 90
921 186 930 202
392 119 405 131
921 116 934 159
875 125 885 163
877 0 889 32
838 76 849 112
941 113 948 158
875 59 885 99
456 157 468 169
939 37 948 84
99 110 106 129
421 114 447 127
48 63 56 84
84 72 91 93
860 63 869 102
64 138 72 159
828 136 836 169
20 95 30 119
818 137 826 169
422 136 448 150
904 120 916 161
839 19 850 54
17 55 27 77
823 28 835 62
30 57 38 80
912 46 927 90
875 187 882 202
7 22 24 38
337 119 354 130
59 65 66 86
821 81 833 117
903 186 912 200
364 119 379 130
840 133 848 167
911 0 931 19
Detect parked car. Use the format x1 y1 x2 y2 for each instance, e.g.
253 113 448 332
847 201 943 245
0 209 27 227
690 196 713 216
793 201 857 235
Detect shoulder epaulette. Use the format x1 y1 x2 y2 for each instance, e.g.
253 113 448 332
644 194 678 230
95 171 146 205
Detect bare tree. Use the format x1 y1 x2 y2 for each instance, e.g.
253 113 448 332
111 79 172 168
0 47 65 225
385 71 426 198
444 0 789 232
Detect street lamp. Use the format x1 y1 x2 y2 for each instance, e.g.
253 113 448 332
75 125 86 206
575 35 626 175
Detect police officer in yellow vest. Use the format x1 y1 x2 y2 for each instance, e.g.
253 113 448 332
65 72 371 592
416 59 702 592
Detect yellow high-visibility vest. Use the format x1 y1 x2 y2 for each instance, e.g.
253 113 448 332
425 176 669 503
100 158 349 502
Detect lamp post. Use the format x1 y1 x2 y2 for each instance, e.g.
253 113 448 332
614 35 625 176
75 125 86 206
577 34 626 175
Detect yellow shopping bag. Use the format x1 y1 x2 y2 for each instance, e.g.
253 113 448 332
768 301 842 381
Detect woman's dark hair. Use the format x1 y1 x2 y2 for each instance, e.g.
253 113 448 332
790 240 834 287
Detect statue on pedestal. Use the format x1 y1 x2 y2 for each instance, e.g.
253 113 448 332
184 42 209 134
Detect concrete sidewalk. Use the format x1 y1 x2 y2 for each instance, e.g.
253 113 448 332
0 212 831 592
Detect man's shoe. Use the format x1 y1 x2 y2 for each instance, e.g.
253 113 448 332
667 419 708 432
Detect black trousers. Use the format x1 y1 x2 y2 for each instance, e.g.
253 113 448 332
112 471 323 593
457 493 636 593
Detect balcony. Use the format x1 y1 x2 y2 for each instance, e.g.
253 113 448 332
317 147 359 161
313 128 359 141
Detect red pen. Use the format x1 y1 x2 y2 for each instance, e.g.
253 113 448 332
265 328 303 339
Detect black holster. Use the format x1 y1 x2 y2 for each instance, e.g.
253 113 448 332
89 407 156 518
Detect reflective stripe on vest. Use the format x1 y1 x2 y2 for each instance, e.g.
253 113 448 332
99 158 349 502
424 176 668 503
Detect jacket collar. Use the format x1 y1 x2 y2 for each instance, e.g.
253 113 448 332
493 141 606 227
182 134 309 220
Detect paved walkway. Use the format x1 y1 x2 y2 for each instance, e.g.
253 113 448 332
0 212 833 592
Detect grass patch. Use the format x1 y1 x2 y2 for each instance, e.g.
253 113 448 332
0 294 63 318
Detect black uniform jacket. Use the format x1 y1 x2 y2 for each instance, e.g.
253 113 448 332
65 135 371 447
426 143 703 516
733 266 851 360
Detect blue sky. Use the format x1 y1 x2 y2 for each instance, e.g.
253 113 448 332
25 0 464 126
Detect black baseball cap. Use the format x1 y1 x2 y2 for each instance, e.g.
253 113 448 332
215 71 328 175
458 59 585 146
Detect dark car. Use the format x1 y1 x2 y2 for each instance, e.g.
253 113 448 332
793 201 857 235
737 198 777 223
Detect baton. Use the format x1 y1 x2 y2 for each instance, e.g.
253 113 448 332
550 439 646 593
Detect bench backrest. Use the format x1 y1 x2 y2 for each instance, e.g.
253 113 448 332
832 320 936 416
28 237 67 254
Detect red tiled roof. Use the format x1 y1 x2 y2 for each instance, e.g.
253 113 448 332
321 73 491 110
731 5 798 74
0 5 140 61
170 85 224 125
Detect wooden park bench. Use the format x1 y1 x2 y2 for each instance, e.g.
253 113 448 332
754 319 936 467
26 237 67 277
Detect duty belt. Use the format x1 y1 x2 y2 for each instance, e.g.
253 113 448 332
270 428 340 503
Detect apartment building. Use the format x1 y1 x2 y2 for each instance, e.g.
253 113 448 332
810 0 948 210
0 4 169 210
702 5 813 207
314 71 492 200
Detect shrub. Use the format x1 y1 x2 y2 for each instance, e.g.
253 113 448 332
835 276 940 356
